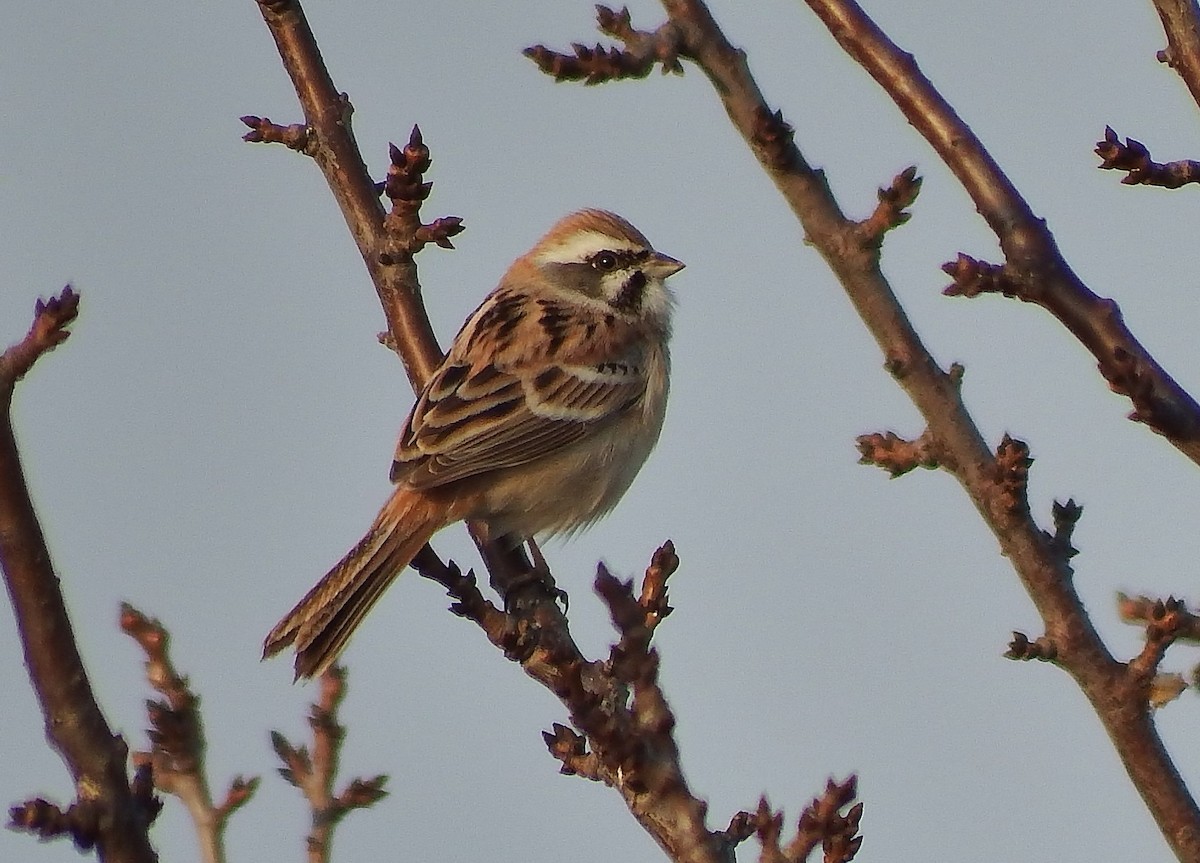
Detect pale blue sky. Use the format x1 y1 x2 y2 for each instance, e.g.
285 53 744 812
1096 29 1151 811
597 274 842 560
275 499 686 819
5 1 1200 861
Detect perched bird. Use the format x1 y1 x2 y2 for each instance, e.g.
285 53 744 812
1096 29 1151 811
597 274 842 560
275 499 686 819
263 209 684 679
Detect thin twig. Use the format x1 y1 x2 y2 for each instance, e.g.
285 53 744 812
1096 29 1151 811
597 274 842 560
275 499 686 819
1119 593 1200 644
805 0 1200 461
524 1 1200 858
1096 126 1200 188
122 605 257 863
1149 0 1200 109
270 666 388 863
546 548 744 863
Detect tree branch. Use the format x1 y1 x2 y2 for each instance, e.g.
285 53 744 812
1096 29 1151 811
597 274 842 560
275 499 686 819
249 0 441 384
804 0 1200 462
250 0 550 611
527 1 1200 858
1150 0 1200 108
1119 592 1200 644
269 666 388 863
1 287 161 863
122 605 257 863
418 541 834 863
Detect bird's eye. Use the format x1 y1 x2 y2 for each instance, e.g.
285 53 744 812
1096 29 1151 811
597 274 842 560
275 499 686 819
591 251 619 272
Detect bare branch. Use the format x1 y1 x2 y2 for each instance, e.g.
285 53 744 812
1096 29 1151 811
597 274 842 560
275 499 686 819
1 288 159 863
1119 593 1200 643
1117 593 1200 709
992 435 1033 517
786 777 863 863
379 126 467 263
1049 499 1082 562
856 166 922 248
803 0 1200 462
558 554 735 862
1149 0 1200 109
425 538 761 861
1096 126 1200 188
941 253 1020 299
251 0 441 386
749 780 863 863
213 777 260 827
522 0 1200 857
1127 597 1191 682
0 287 79 397
10 797 100 851
270 666 388 863
240 115 311 151
784 0 1200 849
1006 631 1059 663
524 5 684 84
122 605 256 863
638 539 678 628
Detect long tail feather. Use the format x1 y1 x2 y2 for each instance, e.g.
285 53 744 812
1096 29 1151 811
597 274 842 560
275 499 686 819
263 489 445 680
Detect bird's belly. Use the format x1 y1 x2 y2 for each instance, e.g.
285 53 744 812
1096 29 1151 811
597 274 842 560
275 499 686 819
473 417 660 539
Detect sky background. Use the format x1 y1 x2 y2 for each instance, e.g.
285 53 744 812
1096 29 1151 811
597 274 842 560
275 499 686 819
4 1 1200 861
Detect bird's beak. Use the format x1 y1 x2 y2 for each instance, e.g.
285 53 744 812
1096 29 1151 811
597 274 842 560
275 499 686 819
646 252 685 279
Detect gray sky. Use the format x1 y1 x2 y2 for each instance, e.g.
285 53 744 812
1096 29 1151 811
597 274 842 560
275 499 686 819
4 1 1200 860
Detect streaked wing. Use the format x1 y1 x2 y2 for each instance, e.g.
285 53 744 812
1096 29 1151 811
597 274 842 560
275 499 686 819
392 356 647 489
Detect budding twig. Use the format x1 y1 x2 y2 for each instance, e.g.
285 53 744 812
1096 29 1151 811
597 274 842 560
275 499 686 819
270 666 388 863
123 604 255 863
524 5 683 85
1095 127 1200 189
856 429 940 477
856 167 922 247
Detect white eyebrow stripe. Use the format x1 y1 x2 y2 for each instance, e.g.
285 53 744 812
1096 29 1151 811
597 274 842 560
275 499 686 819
534 230 644 266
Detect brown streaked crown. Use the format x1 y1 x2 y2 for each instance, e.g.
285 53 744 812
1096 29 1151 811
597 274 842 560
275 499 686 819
534 209 652 255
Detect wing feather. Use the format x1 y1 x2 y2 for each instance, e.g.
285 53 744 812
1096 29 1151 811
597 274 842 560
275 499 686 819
392 356 647 489
389 285 655 489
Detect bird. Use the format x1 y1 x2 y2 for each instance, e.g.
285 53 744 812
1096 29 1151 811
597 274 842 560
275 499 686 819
263 209 684 679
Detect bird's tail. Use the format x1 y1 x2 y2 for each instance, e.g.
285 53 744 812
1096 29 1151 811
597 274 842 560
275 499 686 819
263 489 446 680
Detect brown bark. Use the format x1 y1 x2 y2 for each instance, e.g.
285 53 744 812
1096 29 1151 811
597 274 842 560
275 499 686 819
1 289 159 863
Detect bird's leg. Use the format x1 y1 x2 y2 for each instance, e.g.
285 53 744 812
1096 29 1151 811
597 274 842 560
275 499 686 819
526 536 568 612
481 531 567 613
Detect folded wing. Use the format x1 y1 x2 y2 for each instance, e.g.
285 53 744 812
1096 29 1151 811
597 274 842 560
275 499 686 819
392 356 647 488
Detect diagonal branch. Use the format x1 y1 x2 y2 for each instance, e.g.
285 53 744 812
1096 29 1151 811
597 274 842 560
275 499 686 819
250 0 440 385
522 1 1200 859
1150 0 1200 109
804 0 1200 463
690 0 1200 855
250 0 551 609
417 542 818 863
1 288 160 863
